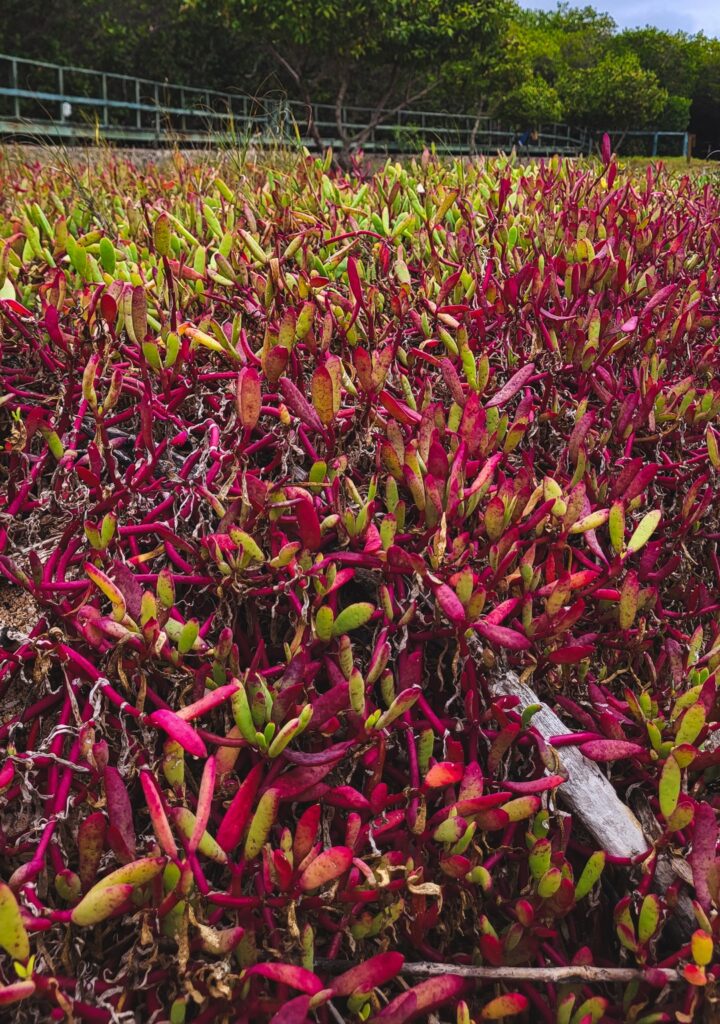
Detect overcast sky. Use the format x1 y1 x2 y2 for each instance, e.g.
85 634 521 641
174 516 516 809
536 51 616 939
517 0 720 37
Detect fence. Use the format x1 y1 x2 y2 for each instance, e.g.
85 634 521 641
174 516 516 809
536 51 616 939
0 53 595 156
0 54 691 159
602 130 690 158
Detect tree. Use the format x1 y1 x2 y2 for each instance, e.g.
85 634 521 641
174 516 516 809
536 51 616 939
196 0 516 162
0 1 239 90
611 28 701 100
495 79 563 129
518 4 616 73
690 36 720 155
558 52 667 131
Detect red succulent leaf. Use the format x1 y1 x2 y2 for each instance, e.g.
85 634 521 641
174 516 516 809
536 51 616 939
331 952 405 997
246 963 324 995
373 975 469 1024
146 709 207 758
579 739 646 761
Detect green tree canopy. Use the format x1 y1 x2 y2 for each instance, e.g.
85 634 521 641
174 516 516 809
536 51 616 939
558 51 668 130
611 28 701 98
495 79 564 128
189 0 516 158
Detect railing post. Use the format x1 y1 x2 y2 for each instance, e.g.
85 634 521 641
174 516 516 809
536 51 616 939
683 132 689 159
154 82 160 136
102 73 109 126
135 79 142 130
652 132 658 157
11 57 20 119
58 66 65 122
180 88 186 133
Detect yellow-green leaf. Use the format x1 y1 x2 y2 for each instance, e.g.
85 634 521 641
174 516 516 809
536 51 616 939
84 563 126 620
332 602 374 637
659 755 681 819
375 686 421 730
244 789 279 860
529 839 552 880
170 808 227 864
91 856 166 892
99 237 116 275
71 883 134 926
627 509 661 554
229 529 264 563
568 509 609 534
537 866 562 898
618 570 639 630
156 568 175 609
315 605 334 642
154 212 172 257
232 685 257 743
178 618 199 655
608 501 625 553
675 703 706 747
0 883 30 961
638 893 661 944
574 851 605 900
569 997 608 1024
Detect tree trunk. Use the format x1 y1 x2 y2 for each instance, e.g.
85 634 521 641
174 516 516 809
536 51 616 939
469 106 485 156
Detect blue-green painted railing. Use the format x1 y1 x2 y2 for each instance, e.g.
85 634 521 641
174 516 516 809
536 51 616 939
0 53 689 158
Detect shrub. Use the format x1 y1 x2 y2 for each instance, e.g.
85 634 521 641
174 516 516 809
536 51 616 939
0 147 719 1022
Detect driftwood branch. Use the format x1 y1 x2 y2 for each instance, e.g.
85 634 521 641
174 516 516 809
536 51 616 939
486 669 696 939
489 671 649 860
316 960 681 985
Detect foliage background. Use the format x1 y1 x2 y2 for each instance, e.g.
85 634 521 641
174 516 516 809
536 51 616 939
1 1 720 154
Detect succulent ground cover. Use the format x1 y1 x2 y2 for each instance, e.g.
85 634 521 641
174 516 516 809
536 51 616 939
0 143 720 1023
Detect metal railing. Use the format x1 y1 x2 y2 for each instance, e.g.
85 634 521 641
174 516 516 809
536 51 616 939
0 54 693 159
0 52 595 156
600 130 690 158
0 54 692 159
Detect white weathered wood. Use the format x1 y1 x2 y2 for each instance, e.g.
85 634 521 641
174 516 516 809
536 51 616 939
317 959 680 984
489 671 649 860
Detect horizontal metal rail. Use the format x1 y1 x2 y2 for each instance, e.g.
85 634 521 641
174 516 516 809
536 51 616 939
603 130 690 158
0 52 609 156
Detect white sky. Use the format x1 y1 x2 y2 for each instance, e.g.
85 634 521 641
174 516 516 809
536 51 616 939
517 0 720 37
